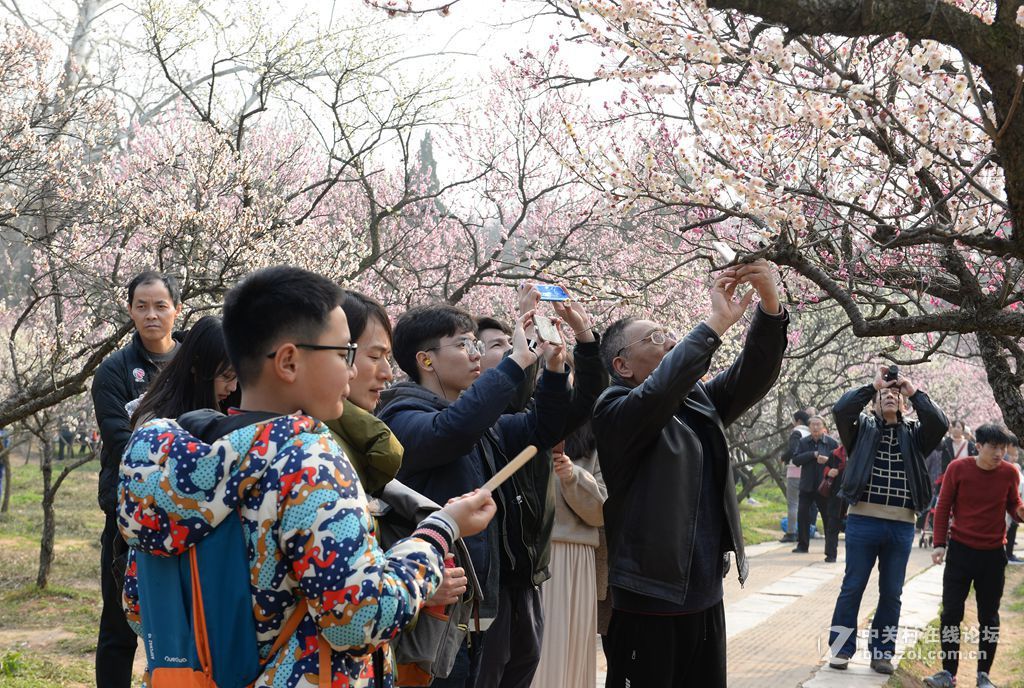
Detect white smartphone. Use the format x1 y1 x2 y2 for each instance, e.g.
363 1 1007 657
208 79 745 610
533 314 563 345
712 240 737 263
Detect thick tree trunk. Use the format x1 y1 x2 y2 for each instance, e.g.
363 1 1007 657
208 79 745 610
978 333 1024 439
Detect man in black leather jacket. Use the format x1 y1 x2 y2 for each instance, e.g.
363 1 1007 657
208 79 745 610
826 367 947 674
593 260 788 688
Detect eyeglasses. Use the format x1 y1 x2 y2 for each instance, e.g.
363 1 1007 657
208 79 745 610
429 337 485 357
265 342 358 367
617 330 678 357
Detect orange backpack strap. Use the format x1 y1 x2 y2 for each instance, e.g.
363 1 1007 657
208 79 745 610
318 636 332 687
256 598 332 687
188 549 214 682
262 599 309 666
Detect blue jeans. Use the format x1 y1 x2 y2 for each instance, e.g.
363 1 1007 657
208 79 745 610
828 514 915 659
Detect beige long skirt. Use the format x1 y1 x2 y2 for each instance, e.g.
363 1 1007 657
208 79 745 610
531 541 597 688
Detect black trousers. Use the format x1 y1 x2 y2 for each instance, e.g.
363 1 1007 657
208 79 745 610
96 512 137 688
474 585 543 688
797 490 841 558
940 540 1006 676
1007 521 1018 558
605 601 726 688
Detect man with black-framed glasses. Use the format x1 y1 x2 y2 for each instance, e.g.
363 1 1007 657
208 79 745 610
594 259 789 688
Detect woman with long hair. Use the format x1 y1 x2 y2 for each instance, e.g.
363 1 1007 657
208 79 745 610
129 314 238 427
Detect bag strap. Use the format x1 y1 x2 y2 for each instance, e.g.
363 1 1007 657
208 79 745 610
257 598 332 687
954 441 968 461
188 548 214 682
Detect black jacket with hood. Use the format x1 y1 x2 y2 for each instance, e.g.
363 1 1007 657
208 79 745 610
92 330 182 514
592 306 789 606
376 357 570 621
832 384 948 512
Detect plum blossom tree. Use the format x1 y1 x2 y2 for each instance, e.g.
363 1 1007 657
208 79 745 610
477 0 1024 438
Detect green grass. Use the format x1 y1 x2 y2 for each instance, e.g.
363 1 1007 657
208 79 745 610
0 451 105 687
737 482 789 545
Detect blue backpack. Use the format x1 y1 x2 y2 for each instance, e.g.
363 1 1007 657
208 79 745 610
135 513 262 687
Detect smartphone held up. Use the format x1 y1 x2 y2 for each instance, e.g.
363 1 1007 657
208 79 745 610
534 284 570 302
533 314 563 345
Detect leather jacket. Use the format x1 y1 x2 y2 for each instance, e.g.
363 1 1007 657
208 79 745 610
832 385 948 512
593 307 788 604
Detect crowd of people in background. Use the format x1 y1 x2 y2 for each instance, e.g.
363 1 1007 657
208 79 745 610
780 383 1024 688
80 264 1024 688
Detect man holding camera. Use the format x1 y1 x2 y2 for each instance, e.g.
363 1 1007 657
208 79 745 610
593 260 788 687
826 366 948 674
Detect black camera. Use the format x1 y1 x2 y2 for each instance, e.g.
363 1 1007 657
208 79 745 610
883 365 899 382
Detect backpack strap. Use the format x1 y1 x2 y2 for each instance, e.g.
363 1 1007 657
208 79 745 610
319 637 332 686
256 598 332 688
262 600 308 664
188 548 214 683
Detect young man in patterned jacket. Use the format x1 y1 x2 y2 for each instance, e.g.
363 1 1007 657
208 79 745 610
118 265 496 687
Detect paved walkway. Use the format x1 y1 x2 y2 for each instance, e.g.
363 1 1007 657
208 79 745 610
595 537 938 687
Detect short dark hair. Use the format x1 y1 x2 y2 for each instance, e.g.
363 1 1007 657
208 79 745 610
951 419 966 431
130 316 234 426
975 423 1012 447
392 305 476 383
1008 432 1020 448
127 270 181 306
341 290 392 344
793 410 811 425
600 316 637 375
476 316 511 337
222 266 344 385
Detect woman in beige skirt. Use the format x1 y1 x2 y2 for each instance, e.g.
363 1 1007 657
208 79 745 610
532 424 607 688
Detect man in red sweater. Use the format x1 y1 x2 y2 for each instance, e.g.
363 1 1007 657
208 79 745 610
924 424 1024 688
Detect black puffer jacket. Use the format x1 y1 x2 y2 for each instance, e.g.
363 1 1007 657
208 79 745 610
832 385 948 512
593 307 789 604
92 331 181 514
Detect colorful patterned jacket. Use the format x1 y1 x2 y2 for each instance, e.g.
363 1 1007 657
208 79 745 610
118 411 446 688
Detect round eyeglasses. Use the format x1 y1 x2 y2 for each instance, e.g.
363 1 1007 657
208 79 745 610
430 337 485 357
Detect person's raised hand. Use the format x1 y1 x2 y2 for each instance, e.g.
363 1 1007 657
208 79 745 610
441 489 497 538
732 259 781 315
509 310 539 370
518 282 541 318
931 547 946 566
552 297 595 343
873 365 897 391
424 554 468 608
816 453 829 465
827 468 839 478
706 269 756 336
553 451 574 482
537 316 567 372
895 374 917 398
